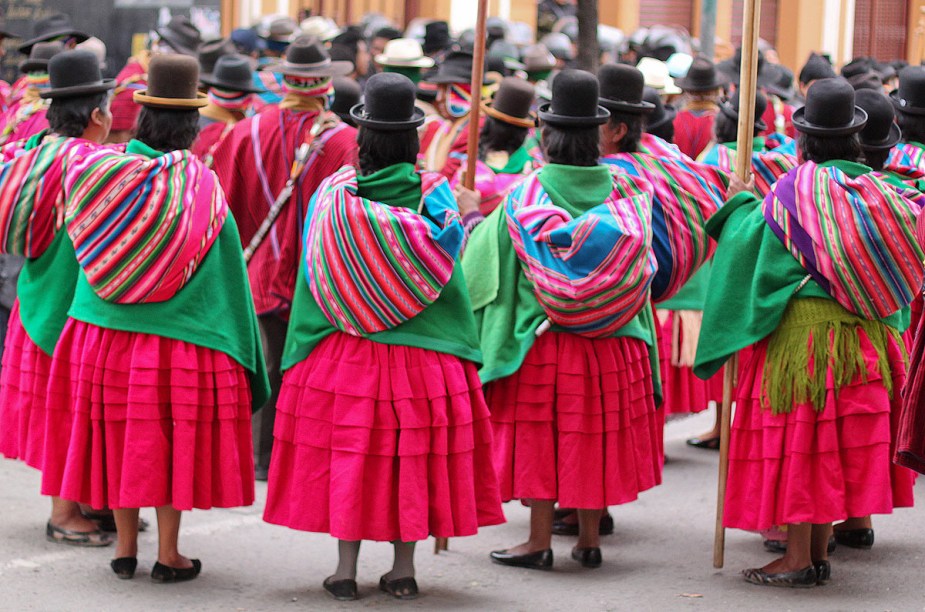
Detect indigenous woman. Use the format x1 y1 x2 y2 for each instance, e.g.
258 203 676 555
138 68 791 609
192 53 263 168
0 42 62 146
672 57 726 160
887 66 925 171
465 70 662 570
262 72 504 601
451 77 537 216
0 50 115 546
695 79 920 587
44 55 269 582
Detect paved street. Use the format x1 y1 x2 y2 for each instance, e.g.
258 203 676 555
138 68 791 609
1 410 922 611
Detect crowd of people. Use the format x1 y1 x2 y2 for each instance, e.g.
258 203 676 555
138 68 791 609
0 7 924 601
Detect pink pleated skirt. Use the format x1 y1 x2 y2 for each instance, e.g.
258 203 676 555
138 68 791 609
0 302 50 469
656 312 724 415
724 330 915 531
263 332 505 542
486 332 662 509
42 319 255 511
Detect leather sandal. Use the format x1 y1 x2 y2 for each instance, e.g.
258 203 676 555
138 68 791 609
110 557 137 580
45 521 113 547
151 559 202 583
323 576 358 601
379 575 419 600
742 565 817 588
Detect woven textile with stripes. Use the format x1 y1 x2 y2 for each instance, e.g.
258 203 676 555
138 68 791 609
602 152 727 303
303 165 463 337
0 136 79 257
888 142 924 171
63 144 228 304
505 168 656 338
699 142 796 197
763 162 924 319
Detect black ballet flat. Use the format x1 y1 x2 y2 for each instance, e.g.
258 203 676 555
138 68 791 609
379 575 418 600
323 576 358 601
151 559 202 583
813 560 831 585
110 557 137 580
571 546 602 568
489 548 553 570
763 536 837 554
742 565 817 588
833 528 874 549
552 512 614 536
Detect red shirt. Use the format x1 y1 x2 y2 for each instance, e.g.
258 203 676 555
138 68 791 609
673 109 717 161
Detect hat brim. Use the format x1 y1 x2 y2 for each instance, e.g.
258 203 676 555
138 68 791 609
861 121 902 152
17 29 89 54
19 59 50 74
0 30 19 39
374 54 435 69
537 102 610 127
350 103 426 131
133 90 209 109
265 60 354 78
889 89 925 116
200 74 266 94
719 101 767 133
646 104 678 131
792 105 868 137
673 75 726 91
483 103 535 129
599 98 656 115
154 30 200 57
40 79 116 99
766 83 796 101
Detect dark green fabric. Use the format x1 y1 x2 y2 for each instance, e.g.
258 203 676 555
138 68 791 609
722 136 767 152
463 163 661 402
657 261 712 311
383 65 423 84
281 163 483 370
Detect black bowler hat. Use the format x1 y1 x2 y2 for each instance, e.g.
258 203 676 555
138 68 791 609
538 69 610 128
350 72 425 131
19 41 64 74
200 54 265 94
855 89 901 152
331 76 362 126
719 90 768 133
134 55 207 109
265 37 353 77
792 78 867 137
848 71 883 91
799 52 836 85
426 51 487 85
17 14 88 54
598 63 655 115
766 65 796 100
674 57 726 92
643 86 677 132
841 57 873 80
198 38 237 75
0 23 19 40
890 66 925 115
40 50 115 99
484 77 536 128
156 16 203 56
423 21 452 55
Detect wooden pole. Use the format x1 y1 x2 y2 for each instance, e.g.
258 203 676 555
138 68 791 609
713 0 761 571
463 0 490 190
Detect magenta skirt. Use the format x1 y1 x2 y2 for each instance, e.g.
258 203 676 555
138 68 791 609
486 332 662 509
42 319 255 510
0 302 50 469
263 332 505 542
656 312 724 415
724 331 915 531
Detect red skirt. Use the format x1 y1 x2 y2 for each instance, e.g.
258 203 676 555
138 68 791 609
486 332 661 509
656 311 724 415
263 332 505 542
724 331 915 531
42 319 255 510
0 302 50 469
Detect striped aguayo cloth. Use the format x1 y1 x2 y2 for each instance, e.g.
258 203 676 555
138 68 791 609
0 136 78 257
304 165 463 337
637 133 687 161
505 168 656 338
888 142 924 171
64 145 228 304
700 143 796 197
601 152 728 303
763 162 924 320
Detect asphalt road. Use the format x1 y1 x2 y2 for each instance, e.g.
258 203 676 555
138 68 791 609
1 410 923 611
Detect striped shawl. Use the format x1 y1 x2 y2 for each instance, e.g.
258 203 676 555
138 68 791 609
700 142 796 197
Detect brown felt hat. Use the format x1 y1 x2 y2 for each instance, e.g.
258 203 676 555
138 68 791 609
264 37 353 78
484 77 536 128
134 55 207 109
19 41 64 74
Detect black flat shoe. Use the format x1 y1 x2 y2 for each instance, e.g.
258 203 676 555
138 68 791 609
83 511 150 533
742 565 817 588
813 560 831 585
833 528 874 549
552 512 614 536
571 546 602 568
151 559 202 583
489 548 553 570
763 536 836 554
110 557 137 580
323 576 358 601
686 436 721 450
379 575 418 600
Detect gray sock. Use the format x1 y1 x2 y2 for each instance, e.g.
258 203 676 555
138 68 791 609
387 541 416 580
331 540 361 581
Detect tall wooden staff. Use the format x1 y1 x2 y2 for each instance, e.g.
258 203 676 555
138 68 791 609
435 0 489 556
713 0 762 570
